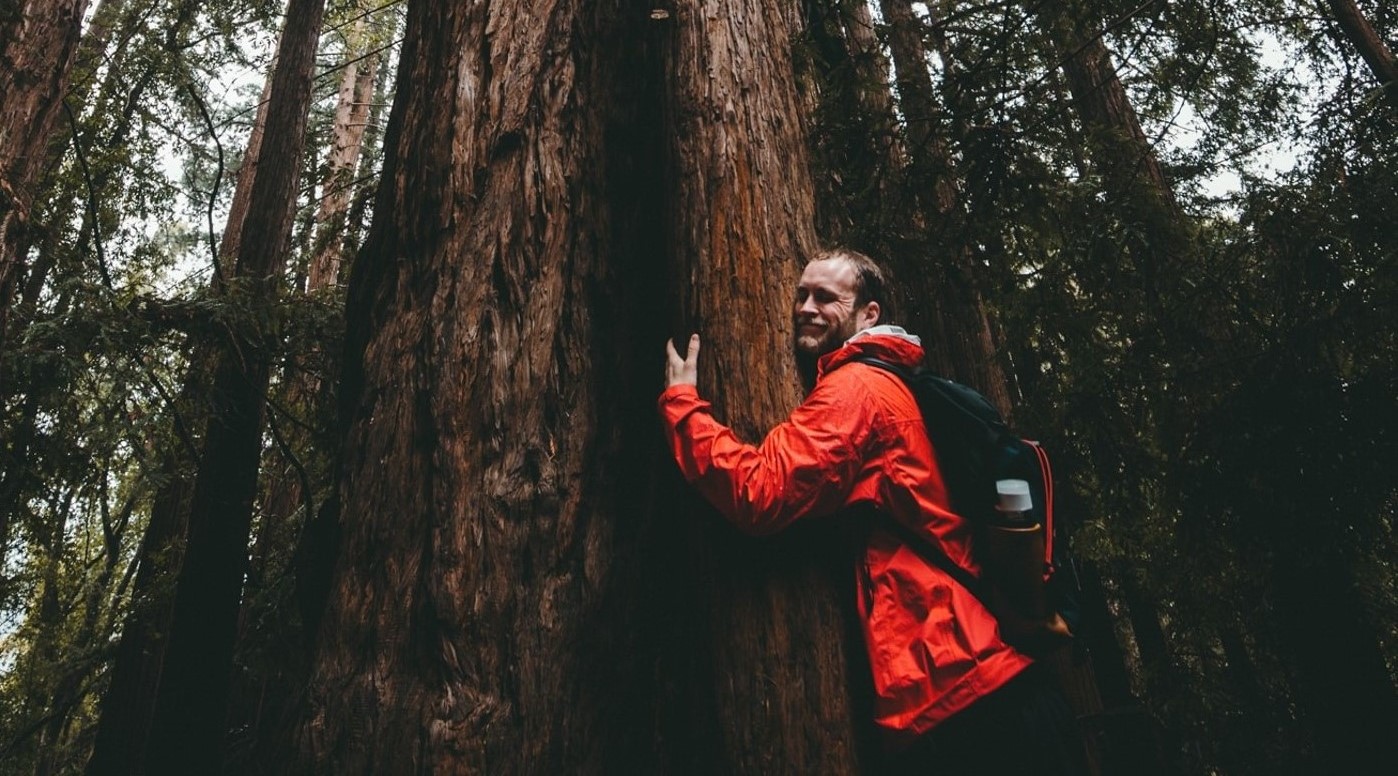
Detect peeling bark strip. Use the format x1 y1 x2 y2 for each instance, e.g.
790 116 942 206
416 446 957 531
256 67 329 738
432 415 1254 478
0 0 90 385
661 1 864 772
296 0 625 771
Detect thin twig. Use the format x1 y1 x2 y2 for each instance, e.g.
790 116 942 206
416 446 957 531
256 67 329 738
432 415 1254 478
185 83 226 284
62 99 113 289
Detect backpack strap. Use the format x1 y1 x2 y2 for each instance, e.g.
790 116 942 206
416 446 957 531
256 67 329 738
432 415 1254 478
1030 441 1054 572
850 356 1003 441
844 356 993 606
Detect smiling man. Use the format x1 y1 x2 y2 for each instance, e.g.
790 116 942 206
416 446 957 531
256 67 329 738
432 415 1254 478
659 247 1086 773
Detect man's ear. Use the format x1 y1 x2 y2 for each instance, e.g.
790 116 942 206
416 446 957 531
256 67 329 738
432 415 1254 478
860 301 881 329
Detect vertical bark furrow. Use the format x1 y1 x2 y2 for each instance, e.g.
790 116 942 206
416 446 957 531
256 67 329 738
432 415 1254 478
660 2 862 772
298 0 624 771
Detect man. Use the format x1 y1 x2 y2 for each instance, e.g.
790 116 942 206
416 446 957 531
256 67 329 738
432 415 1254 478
659 248 1086 773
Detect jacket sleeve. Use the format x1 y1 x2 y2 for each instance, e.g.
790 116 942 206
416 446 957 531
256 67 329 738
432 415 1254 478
657 372 878 535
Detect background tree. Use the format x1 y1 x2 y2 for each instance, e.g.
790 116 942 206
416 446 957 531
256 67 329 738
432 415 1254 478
138 0 328 769
0 0 89 374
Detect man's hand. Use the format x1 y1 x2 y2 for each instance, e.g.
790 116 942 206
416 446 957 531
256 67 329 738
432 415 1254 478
665 334 700 388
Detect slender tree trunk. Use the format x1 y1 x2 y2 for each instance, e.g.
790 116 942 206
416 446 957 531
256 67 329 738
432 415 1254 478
140 0 327 769
292 0 637 770
1273 555 1398 771
247 14 381 565
86 10 283 766
24 490 72 775
85 380 202 775
1117 573 1190 774
877 0 1012 412
802 0 905 253
1033 0 1196 325
308 17 377 291
219 63 277 272
1324 0 1398 108
1037 1 1176 208
0 0 89 388
228 24 383 750
1072 561 1168 776
32 481 134 776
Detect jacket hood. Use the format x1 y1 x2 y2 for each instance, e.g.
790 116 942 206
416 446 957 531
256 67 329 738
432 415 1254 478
817 325 925 378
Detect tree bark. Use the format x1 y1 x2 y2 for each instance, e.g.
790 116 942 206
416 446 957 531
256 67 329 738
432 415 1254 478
291 0 638 770
877 0 1012 413
658 2 866 772
139 0 327 770
1324 0 1398 109
0 0 89 389
219 59 277 273
1273 555 1398 771
307 17 378 291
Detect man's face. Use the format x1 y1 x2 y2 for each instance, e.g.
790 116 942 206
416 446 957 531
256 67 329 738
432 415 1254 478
792 258 878 361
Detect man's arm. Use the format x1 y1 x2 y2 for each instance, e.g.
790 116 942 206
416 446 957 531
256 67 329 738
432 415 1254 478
660 335 876 534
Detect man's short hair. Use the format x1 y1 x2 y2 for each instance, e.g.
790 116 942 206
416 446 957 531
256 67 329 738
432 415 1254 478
809 247 896 324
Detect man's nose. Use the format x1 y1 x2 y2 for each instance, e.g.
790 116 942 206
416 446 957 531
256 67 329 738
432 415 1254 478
797 296 818 315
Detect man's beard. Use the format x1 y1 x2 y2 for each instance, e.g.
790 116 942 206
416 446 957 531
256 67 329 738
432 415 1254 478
793 326 842 392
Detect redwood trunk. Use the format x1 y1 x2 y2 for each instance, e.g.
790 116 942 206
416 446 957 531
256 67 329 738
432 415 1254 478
307 17 378 291
876 0 1012 412
292 0 634 770
0 0 90 386
659 2 864 771
140 0 327 769
1034 0 1195 301
87 13 277 766
85 368 204 775
1324 0 1398 108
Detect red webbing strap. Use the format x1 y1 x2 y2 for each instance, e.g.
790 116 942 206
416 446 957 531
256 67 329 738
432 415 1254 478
1031 441 1054 578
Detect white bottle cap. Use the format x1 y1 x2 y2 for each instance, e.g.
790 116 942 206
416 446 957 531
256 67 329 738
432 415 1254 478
995 479 1033 512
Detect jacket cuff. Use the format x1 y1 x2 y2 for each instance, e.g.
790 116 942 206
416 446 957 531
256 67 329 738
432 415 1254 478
658 383 700 405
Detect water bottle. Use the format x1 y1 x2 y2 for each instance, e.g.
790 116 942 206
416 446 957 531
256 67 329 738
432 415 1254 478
985 479 1049 625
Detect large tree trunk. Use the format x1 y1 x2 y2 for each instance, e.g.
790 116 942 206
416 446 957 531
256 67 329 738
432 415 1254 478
0 0 89 381
658 2 866 772
291 0 638 770
138 0 327 770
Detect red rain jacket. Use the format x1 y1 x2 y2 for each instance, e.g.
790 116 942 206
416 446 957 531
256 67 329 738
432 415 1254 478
658 330 1033 742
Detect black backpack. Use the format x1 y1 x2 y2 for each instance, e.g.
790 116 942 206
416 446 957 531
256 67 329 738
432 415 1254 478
850 356 1082 646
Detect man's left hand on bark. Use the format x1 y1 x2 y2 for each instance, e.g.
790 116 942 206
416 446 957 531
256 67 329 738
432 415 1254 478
665 334 700 388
